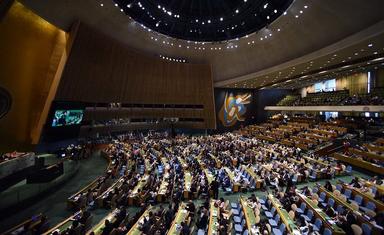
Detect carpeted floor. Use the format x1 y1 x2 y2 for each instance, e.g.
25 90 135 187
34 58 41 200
0 151 108 233
0 155 372 234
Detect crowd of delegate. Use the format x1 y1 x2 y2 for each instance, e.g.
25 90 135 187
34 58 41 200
6 119 384 235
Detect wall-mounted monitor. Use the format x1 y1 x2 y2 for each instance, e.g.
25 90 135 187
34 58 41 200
40 101 86 143
51 109 84 127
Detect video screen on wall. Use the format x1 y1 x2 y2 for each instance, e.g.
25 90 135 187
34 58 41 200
51 110 84 127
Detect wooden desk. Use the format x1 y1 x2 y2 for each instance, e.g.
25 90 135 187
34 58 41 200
208 153 221 168
296 143 309 151
67 152 112 209
87 209 118 235
208 201 220 235
240 197 259 234
291 136 316 145
67 177 101 209
126 207 152 235
242 166 262 189
161 157 170 168
204 169 214 185
268 194 301 235
364 144 384 155
224 167 240 192
289 158 321 179
129 175 150 205
341 184 384 212
302 156 343 175
375 138 384 146
302 156 327 167
96 176 124 207
302 133 328 141
255 135 275 142
309 129 337 137
3 214 43 235
177 156 188 169
332 153 384 175
167 203 189 235
349 148 384 162
183 171 193 199
45 212 81 235
281 139 294 147
318 187 383 235
361 179 384 196
157 173 170 202
296 192 345 235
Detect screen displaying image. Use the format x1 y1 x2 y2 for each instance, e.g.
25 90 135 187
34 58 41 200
52 110 84 127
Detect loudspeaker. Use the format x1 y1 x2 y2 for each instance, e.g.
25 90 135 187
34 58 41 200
0 87 12 120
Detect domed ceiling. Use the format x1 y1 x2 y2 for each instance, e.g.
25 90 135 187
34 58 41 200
113 0 293 42
19 0 384 88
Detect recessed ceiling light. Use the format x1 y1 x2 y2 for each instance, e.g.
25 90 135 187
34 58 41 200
368 43 373 47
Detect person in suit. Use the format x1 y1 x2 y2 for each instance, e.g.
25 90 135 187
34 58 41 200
210 179 219 199
101 219 113 235
197 208 209 230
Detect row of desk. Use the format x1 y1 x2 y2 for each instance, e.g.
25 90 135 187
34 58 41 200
240 197 259 234
296 192 345 235
302 155 344 176
317 186 383 235
44 211 82 235
241 166 263 189
208 201 220 235
157 172 171 202
126 207 152 235
128 175 150 205
332 153 384 175
349 148 384 162
67 151 113 209
97 176 125 207
183 171 193 199
167 203 189 235
339 183 384 212
363 144 384 155
87 209 119 235
268 194 301 235
361 179 384 196
224 167 241 192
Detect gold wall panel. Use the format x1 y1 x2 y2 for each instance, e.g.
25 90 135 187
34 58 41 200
56 23 216 129
0 1 67 151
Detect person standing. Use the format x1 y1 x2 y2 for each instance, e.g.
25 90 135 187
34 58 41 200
210 178 219 199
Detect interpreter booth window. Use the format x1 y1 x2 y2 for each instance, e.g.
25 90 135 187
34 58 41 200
324 112 338 120
314 79 336 93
